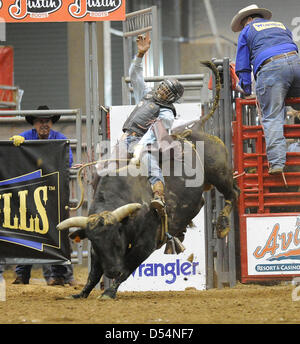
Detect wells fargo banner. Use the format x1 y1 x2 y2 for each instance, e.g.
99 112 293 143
0 140 71 264
0 0 126 23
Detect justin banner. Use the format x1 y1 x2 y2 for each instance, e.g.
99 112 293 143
0 1 125 23
0 140 71 265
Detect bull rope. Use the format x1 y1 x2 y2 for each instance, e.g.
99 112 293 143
66 158 130 211
67 161 96 211
171 129 205 177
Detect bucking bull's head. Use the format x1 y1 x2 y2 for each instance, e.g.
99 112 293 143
57 203 142 234
57 202 149 279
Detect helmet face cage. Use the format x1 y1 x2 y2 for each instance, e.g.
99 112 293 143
154 78 184 103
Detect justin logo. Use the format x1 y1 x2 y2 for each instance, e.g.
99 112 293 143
69 0 122 18
9 0 62 20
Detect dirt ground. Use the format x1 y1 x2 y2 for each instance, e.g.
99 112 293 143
0 265 300 324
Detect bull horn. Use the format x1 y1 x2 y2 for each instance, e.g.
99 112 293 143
57 216 88 230
110 203 142 222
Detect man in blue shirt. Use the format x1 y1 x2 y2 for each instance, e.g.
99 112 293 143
12 105 73 167
231 4 300 175
10 105 75 286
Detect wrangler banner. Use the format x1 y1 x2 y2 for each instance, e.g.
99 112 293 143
0 140 71 265
0 1 125 23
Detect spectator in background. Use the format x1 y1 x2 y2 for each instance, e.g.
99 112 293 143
9 105 76 286
11 105 73 164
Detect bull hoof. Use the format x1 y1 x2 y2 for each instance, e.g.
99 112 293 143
67 293 87 299
216 214 230 239
63 295 77 300
217 227 230 239
98 294 114 301
164 240 175 254
99 288 117 300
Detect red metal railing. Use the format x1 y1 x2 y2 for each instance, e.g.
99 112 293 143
233 97 300 215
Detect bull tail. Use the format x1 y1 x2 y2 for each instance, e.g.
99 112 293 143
199 60 221 128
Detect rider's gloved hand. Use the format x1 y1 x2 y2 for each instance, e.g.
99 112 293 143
136 32 151 58
130 144 144 166
9 135 25 147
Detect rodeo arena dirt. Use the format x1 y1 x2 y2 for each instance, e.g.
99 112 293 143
0 266 300 324
1 1 300 330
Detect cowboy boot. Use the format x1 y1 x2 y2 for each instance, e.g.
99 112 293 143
150 181 165 215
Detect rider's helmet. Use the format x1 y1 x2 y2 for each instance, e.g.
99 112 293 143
154 78 184 104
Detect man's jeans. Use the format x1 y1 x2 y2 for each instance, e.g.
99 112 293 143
141 151 164 185
124 135 164 185
256 54 300 167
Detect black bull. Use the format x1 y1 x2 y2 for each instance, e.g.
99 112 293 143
57 124 240 300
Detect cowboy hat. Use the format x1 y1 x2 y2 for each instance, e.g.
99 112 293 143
231 4 272 32
25 105 61 125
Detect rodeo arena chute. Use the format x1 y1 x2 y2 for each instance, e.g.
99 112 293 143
1 5 300 297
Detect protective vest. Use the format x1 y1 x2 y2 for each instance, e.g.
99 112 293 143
247 18 297 69
122 92 176 136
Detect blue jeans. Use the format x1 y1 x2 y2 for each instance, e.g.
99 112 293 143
256 54 300 167
124 135 164 185
141 151 164 185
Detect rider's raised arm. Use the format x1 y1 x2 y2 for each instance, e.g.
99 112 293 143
129 33 152 103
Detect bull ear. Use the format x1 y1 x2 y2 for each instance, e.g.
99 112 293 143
69 229 86 241
110 203 142 223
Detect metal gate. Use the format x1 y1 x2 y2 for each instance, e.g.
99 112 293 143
203 58 237 288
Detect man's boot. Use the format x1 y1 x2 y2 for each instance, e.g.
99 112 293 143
150 181 165 215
